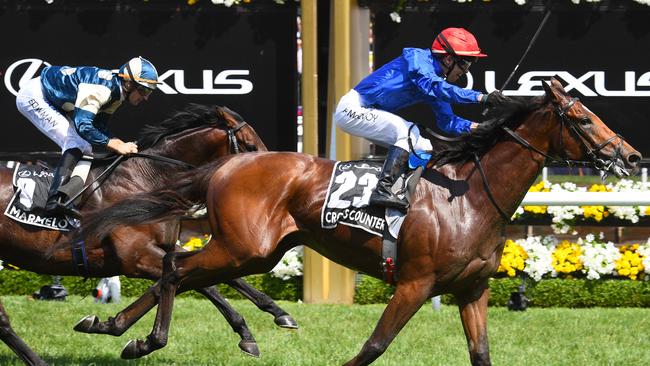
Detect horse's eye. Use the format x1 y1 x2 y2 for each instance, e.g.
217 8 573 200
580 117 591 125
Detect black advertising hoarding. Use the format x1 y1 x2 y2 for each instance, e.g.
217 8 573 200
0 1 297 153
371 2 650 157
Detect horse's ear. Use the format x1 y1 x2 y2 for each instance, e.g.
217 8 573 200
541 79 554 101
549 76 567 92
541 78 563 104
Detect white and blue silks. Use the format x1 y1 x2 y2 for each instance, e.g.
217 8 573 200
334 47 480 152
16 66 124 153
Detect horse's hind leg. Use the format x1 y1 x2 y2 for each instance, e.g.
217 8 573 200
343 277 434 366
224 278 298 329
0 300 47 366
456 283 491 366
120 250 200 359
75 283 261 357
74 282 160 336
195 286 260 357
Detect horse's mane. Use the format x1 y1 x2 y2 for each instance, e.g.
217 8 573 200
137 103 244 149
429 96 547 166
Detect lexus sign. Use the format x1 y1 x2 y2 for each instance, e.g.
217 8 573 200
0 2 298 153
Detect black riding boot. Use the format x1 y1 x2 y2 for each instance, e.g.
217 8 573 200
369 146 410 209
45 148 82 216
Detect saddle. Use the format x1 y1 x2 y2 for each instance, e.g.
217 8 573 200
4 163 80 231
321 154 426 284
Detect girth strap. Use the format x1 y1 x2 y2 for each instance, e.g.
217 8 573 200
71 238 89 277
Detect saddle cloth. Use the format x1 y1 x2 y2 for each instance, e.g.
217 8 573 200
321 160 415 238
3 163 77 231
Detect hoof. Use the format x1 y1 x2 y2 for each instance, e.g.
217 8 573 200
73 315 99 333
121 339 142 360
274 315 298 329
238 340 260 357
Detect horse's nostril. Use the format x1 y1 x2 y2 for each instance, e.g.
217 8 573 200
628 154 641 164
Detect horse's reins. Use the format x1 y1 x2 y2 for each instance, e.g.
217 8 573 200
61 121 250 210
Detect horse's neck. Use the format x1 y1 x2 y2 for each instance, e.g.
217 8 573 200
460 114 552 220
86 155 161 205
85 133 211 205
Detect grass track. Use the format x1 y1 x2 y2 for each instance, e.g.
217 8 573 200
0 296 649 365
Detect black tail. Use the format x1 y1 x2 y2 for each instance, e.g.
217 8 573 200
81 160 224 242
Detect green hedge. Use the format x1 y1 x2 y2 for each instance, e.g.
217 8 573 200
6 269 649 307
353 275 650 307
0 269 302 302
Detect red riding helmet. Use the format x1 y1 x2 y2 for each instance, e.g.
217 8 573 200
431 28 487 58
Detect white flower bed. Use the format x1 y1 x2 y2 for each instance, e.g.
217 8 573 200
513 178 650 234
270 246 303 280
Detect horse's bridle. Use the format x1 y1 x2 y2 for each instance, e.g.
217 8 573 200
475 97 626 221
501 97 625 172
226 121 249 154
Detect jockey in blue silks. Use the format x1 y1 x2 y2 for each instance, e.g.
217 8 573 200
334 27 509 209
16 56 160 216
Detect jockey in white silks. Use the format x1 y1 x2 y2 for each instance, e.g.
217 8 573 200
15 56 160 216
334 27 510 209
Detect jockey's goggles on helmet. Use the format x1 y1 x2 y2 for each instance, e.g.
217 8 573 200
455 57 476 73
135 84 154 97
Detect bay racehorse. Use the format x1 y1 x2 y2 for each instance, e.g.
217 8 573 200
79 79 640 365
0 104 296 366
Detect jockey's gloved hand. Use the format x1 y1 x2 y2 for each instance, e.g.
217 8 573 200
483 90 510 109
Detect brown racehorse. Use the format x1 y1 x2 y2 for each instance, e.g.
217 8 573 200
79 78 641 365
0 104 297 366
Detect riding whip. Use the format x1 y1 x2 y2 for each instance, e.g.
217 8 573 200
482 4 553 116
498 5 553 92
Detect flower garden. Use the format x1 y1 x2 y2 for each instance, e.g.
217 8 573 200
498 234 648 281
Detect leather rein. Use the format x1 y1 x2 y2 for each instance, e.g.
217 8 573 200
63 121 249 208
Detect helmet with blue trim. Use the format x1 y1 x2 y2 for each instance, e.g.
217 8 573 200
118 56 160 90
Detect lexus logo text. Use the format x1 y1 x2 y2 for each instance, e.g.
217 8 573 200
3 58 253 96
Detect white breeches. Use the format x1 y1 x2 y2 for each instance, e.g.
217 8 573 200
16 77 92 154
333 89 433 152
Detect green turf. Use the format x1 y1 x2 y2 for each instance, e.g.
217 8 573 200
0 296 648 365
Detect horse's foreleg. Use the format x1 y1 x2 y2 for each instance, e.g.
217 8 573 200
74 283 159 336
0 300 48 366
343 277 434 366
224 278 298 329
195 286 260 357
456 283 491 366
